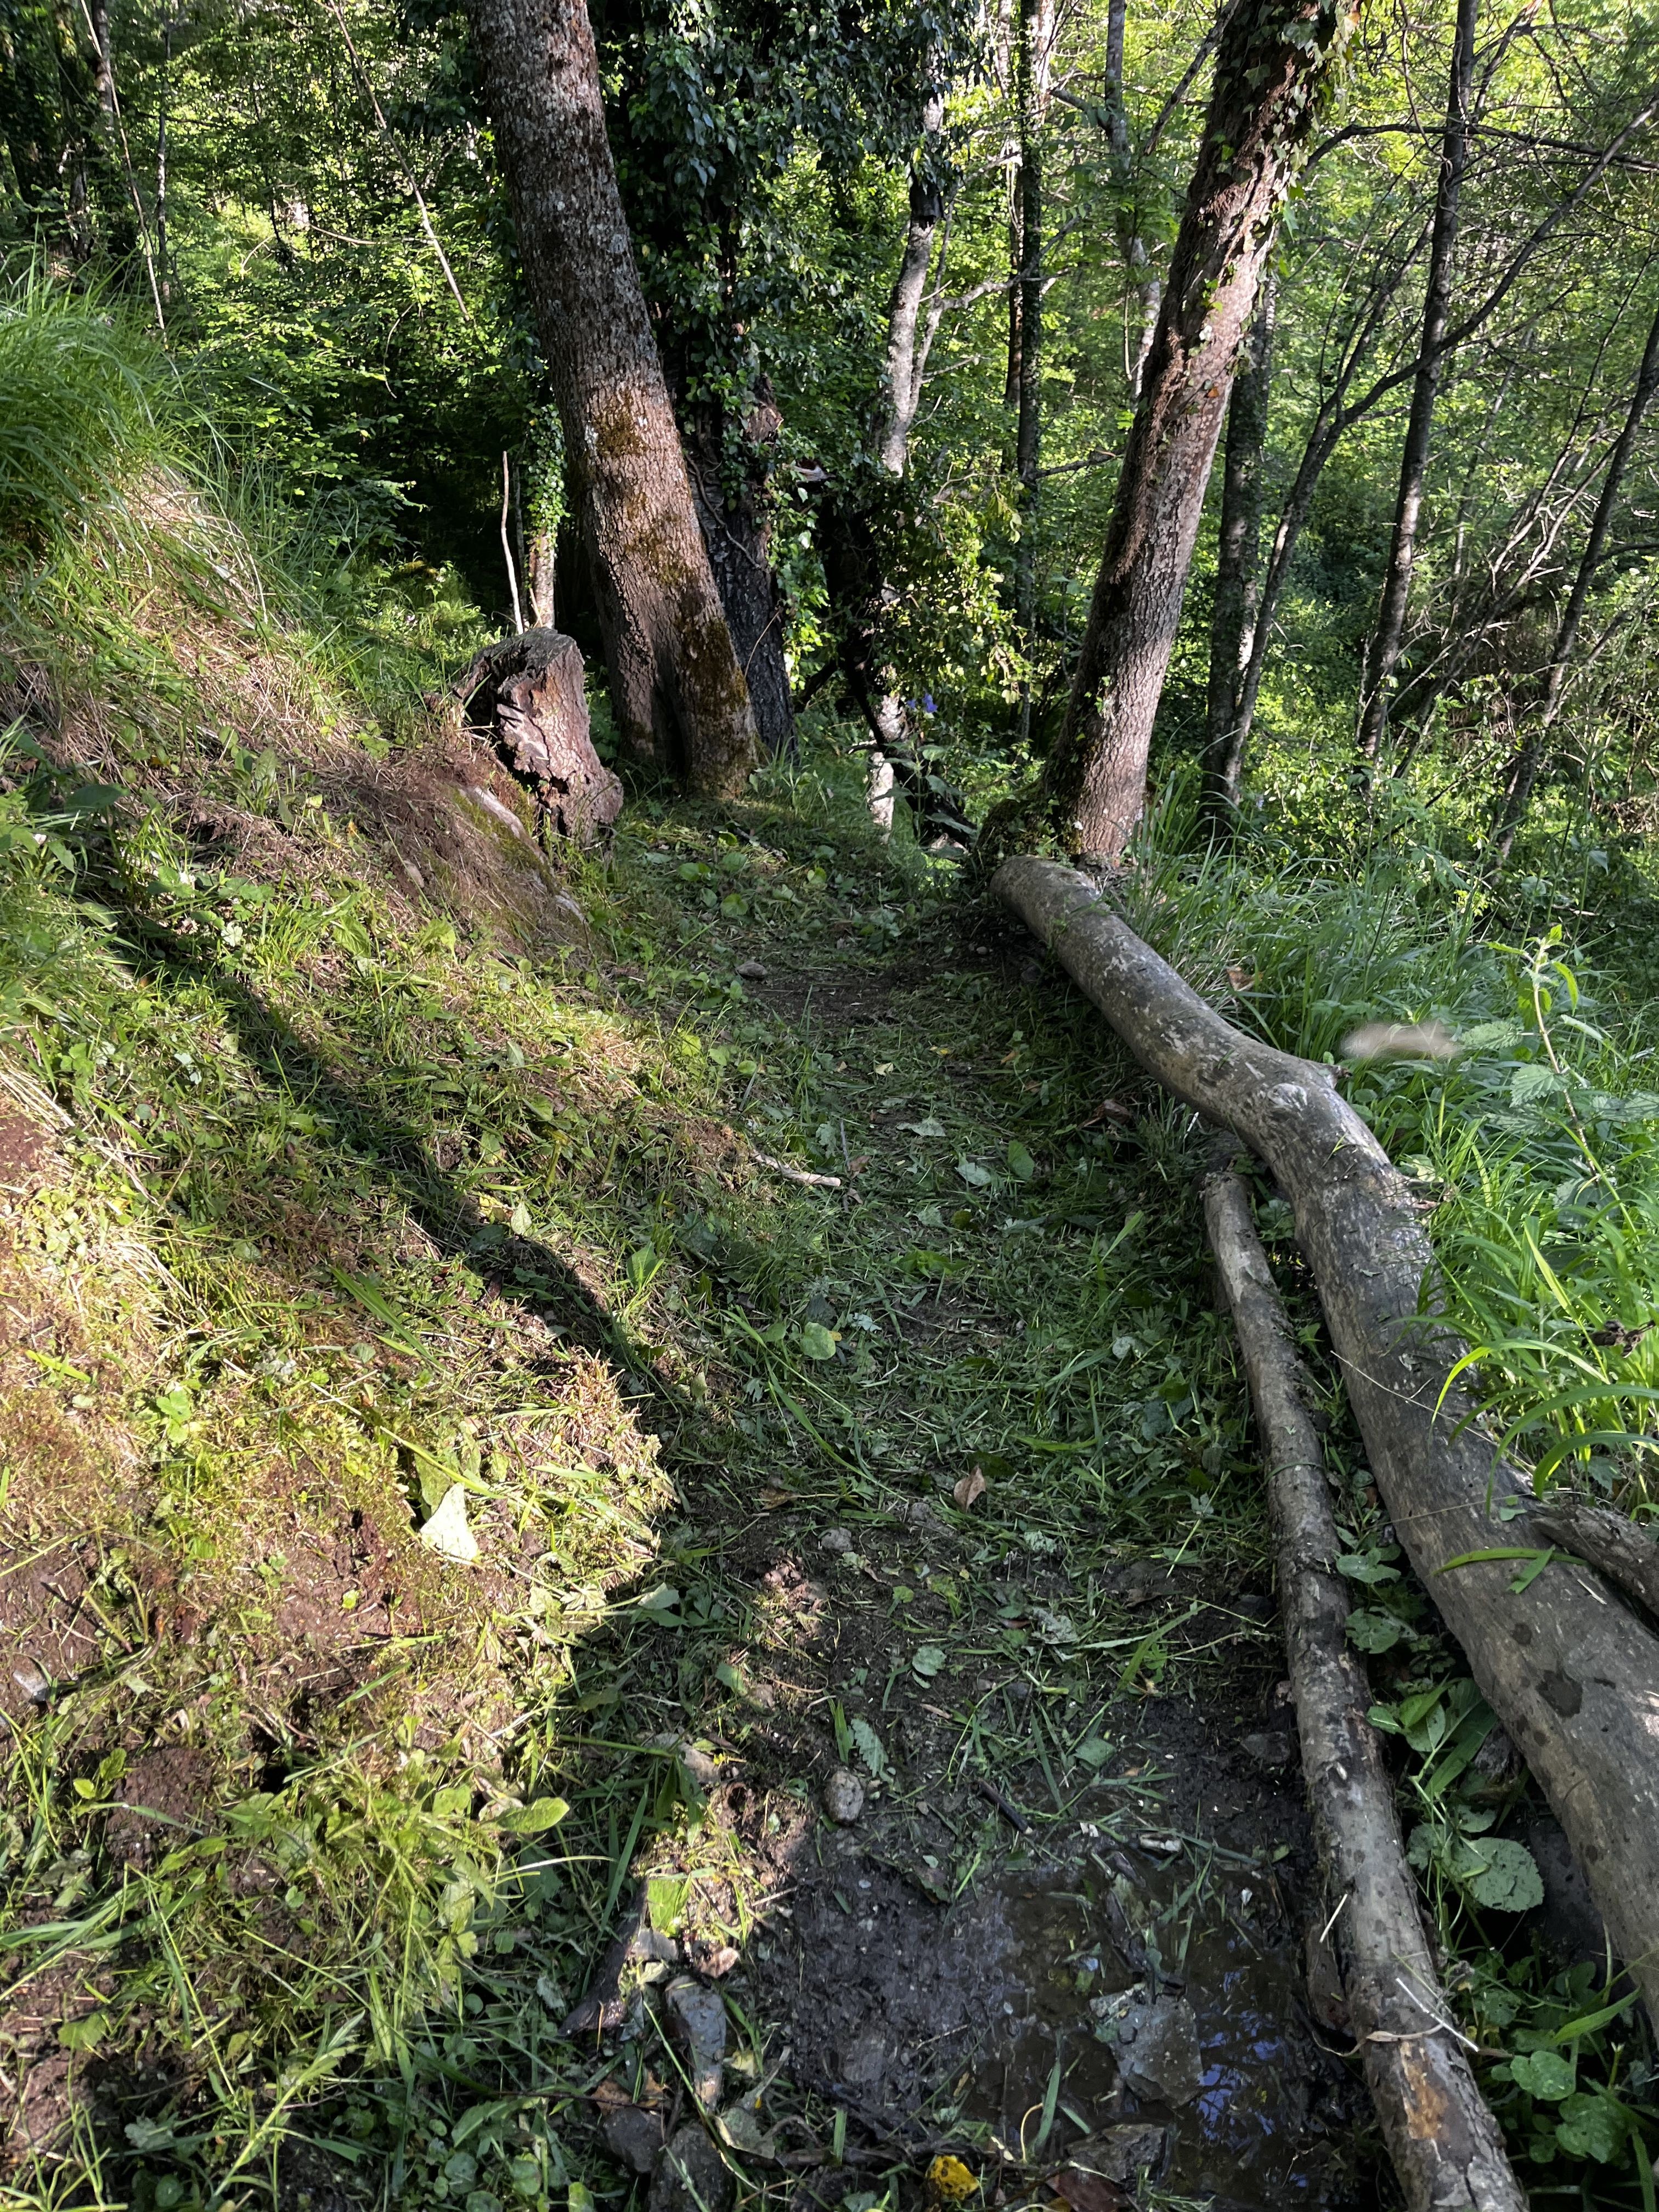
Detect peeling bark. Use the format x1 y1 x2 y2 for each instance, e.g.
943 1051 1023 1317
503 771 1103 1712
996 854 1659 2022
464 0 755 797
1204 1159 1526 2212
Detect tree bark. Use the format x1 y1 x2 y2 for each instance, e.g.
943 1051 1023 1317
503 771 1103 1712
1534 1498 1659 1629
87 0 116 127
1035 0 1358 861
1203 1159 1526 2212
1013 0 1047 690
464 0 756 796
995 854 1659 2023
1492 287 1659 862
839 65 975 844
879 89 946 477
1203 276 1274 823
1103 0 1161 397
1355 0 1478 763
685 383 795 760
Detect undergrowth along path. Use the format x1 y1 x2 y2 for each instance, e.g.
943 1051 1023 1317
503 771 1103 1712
0 721 1365 2208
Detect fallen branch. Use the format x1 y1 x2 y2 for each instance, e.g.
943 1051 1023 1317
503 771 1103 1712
1203 1154 1525 2212
750 1150 842 1189
994 855 1659 2017
1533 1497 1659 1626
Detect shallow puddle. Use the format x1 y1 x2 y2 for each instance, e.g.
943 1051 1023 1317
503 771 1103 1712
964 1851 1381 2210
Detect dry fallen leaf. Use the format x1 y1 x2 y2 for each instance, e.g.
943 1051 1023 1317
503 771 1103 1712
1225 964 1256 990
1048 2168 1130 2212
1080 1096 1137 1130
953 1467 988 1510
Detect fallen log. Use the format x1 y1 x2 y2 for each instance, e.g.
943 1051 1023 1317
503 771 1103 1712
995 854 1659 2016
1203 1155 1525 2212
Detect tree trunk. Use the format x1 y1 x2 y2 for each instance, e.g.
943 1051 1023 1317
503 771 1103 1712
1534 1498 1659 1628
686 383 795 760
1203 275 1274 823
87 0 116 127
843 65 977 844
1492 287 1659 861
155 21 172 307
1203 1158 1527 2212
1355 0 1478 763
879 93 946 476
526 528 556 627
995 854 1659 2024
1103 0 1160 397
1013 0 1046 699
1035 0 1358 861
464 0 755 797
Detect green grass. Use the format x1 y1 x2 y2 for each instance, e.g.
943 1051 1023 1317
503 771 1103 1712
1 287 1657 2212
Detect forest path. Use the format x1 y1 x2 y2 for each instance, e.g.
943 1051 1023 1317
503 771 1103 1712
529 774 1380 2211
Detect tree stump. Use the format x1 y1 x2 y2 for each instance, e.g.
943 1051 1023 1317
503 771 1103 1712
458 627 623 845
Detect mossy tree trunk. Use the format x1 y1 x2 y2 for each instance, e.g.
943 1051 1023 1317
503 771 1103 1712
465 0 756 797
1033 0 1358 861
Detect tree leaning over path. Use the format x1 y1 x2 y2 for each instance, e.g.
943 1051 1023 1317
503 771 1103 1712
1025 0 1360 862
465 0 756 797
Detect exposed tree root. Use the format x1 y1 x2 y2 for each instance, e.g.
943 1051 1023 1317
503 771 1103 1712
1203 1153 1526 2212
1533 1497 1659 1628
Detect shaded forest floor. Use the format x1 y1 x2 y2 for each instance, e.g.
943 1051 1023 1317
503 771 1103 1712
0 644 1391 2212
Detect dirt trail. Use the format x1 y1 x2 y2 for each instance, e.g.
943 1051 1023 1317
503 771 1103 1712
539 833 1386 2212
0 772 1385 2210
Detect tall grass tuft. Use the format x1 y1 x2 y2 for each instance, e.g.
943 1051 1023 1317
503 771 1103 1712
1121 791 1659 1511
0 264 173 537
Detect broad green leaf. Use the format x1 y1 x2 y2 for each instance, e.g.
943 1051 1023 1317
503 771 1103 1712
1511 2047 1576 2101
1346 1608 1408 1652
1553 2090 1627 2163
799 1321 839 1361
1511 1063 1562 1106
1462 1837 1543 1913
1006 1139 1036 1181
956 1159 995 1188
501 1796 569 1836
647 1874 690 1934
912 1644 946 1679
1335 1551 1400 1585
